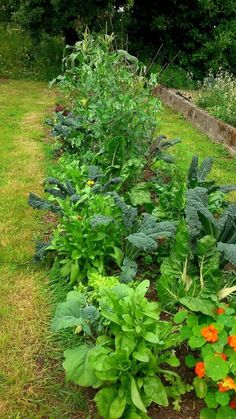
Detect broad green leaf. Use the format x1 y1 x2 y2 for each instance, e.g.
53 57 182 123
52 299 82 331
193 377 208 398
134 280 150 304
186 314 199 327
216 406 236 418
189 336 205 348
129 183 152 206
205 354 229 381
143 331 160 343
95 387 118 419
133 346 150 363
185 354 197 368
180 297 216 316
109 395 127 419
165 356 180 367
204 392 219 408
89 347 112 371
130 377 147 413
143 375 168 407
200 407 216 419
63 345 98 386
70 261 80 284
115 334 136 355
180 325 193 339
174 310 188 324
197 235 221 290
215 391 230 406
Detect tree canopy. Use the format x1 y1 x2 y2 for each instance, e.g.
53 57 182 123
1 0 235 77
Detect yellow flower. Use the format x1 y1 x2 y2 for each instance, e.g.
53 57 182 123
86 180 95 186
80 98 88 106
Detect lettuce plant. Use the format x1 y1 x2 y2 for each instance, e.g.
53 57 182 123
53 280 191 418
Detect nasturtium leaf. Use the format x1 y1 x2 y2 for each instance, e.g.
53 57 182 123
63 345 98 386
200 407 216 419
189 336 206 349
216 406 236 418
193 377 208 398
185 354 197 368
202 344 215 357
180 325 193 339
109 395 127 419
143 376 168 407
193 324 204 337
212 330 228 352
130 377 147 413
186 313 199 327
205 354 229 381
229 352 236 374
216 315 234 328
204 392 219 409
230 324 236 335
215 391 230 406
174 310 188 324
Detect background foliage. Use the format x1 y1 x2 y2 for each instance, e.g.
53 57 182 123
0 0 235 82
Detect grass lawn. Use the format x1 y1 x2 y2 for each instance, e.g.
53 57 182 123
0 80 86 418
158 105 236 200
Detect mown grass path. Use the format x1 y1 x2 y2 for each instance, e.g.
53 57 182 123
0 80 85 418
159 105 236 199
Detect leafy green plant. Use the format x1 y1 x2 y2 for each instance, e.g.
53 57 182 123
187 155 236 195
185 187 236 265
53 280 191 418
176 304 236 418
50 32 162 175
196 70 236 127
46 193 125 284
157 219 236 312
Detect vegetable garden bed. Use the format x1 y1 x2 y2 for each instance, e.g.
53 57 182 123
28 33 236 419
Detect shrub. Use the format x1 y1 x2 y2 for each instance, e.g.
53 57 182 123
196 70 236 127
0 23 64 80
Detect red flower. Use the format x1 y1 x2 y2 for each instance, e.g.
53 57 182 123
195 362 205 378
201 325 218 343
230 398 236 409
215 352 227 361
217 307 225 315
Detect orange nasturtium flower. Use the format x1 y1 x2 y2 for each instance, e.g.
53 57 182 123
195 362 205 378
201 324 218 343
228 336 236 351
230 398 236 409
215 352 227 361
218 377 236 392
217 307 225 315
